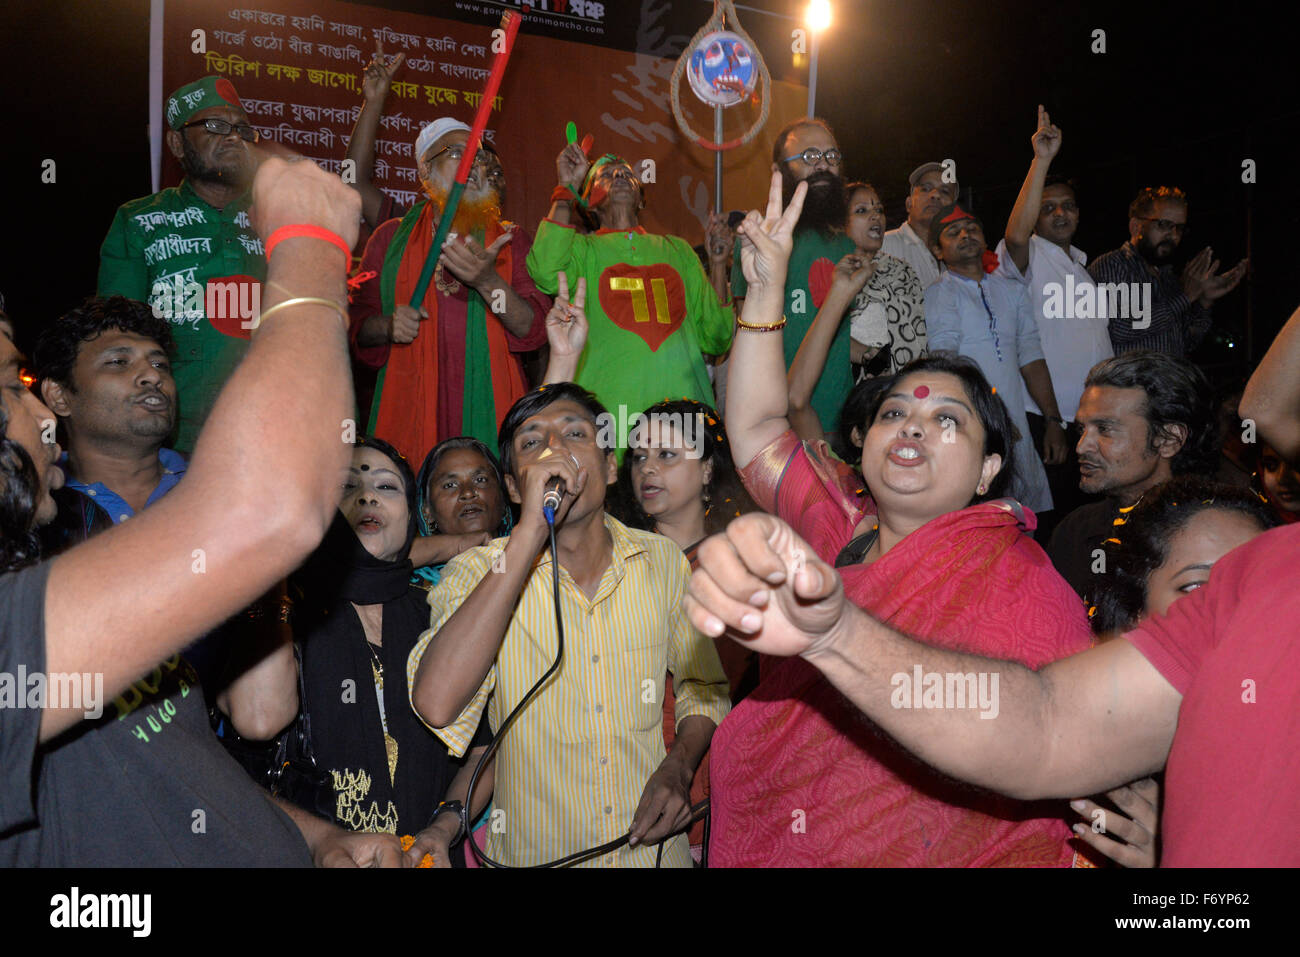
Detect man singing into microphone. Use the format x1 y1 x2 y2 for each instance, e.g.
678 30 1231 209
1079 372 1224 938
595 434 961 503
406 380 730 867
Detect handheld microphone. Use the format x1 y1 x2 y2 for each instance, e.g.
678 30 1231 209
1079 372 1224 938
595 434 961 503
541 476 566 523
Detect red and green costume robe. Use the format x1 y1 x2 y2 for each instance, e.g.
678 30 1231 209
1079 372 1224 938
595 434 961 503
525 220 734 448
350 202 548 464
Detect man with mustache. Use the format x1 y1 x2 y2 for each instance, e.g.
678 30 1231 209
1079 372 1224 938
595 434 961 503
881 161 958 289
925 204 1066 519
995 106 1113 538
729 118 856 435
98 76 265 457
1089 187 1247 357
33 297 182 553
351 118 549 463
526 141 734 450
1047 352 1218 599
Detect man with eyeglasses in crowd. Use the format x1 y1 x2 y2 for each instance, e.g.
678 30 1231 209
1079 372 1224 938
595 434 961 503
350 117 548 463
1088 186 1247 358
99 76 266 456
881 160 959 289
730 118 855 435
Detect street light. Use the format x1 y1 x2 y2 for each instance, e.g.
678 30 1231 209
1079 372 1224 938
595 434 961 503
807 0 832 117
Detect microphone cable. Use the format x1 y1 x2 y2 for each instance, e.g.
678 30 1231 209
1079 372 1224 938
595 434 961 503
460 502 706 868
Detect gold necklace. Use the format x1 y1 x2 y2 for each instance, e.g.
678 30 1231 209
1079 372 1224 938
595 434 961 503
434 261 461 296
366 641 399 785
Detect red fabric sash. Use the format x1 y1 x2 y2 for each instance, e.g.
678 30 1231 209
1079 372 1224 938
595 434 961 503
376 204 523 462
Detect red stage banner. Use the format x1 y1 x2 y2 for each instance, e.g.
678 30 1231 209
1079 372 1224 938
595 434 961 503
161 0 807 244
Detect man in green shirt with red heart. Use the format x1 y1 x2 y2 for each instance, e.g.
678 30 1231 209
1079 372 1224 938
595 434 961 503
527 138 733 452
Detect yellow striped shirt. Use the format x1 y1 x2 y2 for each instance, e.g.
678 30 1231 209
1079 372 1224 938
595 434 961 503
406 514 730 867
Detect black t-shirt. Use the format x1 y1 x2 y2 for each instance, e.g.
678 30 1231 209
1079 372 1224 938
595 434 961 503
1046 499 1122 600
0 562 313 866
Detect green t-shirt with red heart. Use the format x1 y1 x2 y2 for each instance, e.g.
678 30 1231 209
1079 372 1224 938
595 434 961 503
732 228 856 435
527 220 734 447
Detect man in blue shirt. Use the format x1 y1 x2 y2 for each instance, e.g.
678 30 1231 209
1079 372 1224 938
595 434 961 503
924 205 1067 519
33 296 184 551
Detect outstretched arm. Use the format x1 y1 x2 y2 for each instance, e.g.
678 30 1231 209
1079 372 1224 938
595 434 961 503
1240 302 1300 463
788 252 873 444
345 40 406 229
41 157 361 741
684 512 1182 800
724 171 807 468
1003 104 1061 275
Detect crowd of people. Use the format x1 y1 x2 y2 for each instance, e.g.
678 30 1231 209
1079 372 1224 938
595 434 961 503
0 54 1294 869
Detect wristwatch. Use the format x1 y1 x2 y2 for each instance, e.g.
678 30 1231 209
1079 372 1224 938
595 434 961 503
430 800 466 845
1046 415 1067 428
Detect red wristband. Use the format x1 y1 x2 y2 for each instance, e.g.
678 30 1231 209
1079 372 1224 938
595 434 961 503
265 224 352 265
550 184 575 205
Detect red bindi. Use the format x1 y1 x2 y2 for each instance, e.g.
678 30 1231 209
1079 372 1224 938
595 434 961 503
913 385 930 398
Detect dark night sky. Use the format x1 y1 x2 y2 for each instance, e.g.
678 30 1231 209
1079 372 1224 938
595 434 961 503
4 0 1295 385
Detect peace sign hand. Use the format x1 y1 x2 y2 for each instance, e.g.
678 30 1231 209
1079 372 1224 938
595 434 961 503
545 273 589 364
363 39 405 102
737 170 807 298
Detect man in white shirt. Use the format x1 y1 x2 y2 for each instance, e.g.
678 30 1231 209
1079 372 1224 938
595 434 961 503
994 106 1113 536
881 161 957 289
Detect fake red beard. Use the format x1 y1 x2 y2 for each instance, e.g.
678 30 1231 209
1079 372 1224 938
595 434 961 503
423 181 502 236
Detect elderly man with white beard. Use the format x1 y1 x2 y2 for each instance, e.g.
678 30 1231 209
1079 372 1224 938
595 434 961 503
349 117 550 463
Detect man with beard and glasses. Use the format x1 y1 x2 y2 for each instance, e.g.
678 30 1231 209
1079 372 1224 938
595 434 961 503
526 141 733 452
32 297 182 554
1047 351 1218 599
351 118 549 464
730 118 855 435
881 161 959 289
99 77 265 456
1089 187 1247 358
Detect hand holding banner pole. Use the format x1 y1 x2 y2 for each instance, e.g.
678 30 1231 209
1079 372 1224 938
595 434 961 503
409 11 522 307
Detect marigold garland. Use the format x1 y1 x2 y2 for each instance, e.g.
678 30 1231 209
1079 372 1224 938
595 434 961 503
400 834 435 868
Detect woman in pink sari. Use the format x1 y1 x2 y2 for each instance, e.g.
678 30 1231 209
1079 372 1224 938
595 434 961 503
708 172 1092 867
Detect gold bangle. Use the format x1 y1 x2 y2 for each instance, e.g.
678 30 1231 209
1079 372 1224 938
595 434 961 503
736 313 787 332
253 296 348 331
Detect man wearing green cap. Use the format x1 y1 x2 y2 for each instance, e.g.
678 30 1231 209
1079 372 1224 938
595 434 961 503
527 140 733 452
98 76 265 455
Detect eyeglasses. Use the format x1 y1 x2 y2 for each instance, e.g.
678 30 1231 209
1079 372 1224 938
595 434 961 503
782 148 843 167
424 145 499 169
1140 217 1189 235
181 118 260 143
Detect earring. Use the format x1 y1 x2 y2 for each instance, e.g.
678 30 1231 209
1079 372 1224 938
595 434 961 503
976 483 987 496
702 489 712 505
